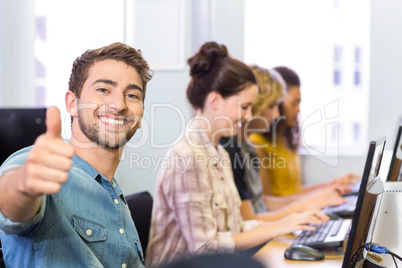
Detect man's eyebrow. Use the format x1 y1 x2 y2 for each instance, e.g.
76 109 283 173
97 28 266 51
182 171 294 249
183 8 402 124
126 84 143 92
91 79 143 92
91 79 117 86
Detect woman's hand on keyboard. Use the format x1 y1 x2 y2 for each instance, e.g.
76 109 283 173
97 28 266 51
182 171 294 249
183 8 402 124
296 186 348 211
262 209 330 237
331 173 360 186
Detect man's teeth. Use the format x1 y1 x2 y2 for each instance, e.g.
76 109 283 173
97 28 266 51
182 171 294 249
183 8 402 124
99 117 125 126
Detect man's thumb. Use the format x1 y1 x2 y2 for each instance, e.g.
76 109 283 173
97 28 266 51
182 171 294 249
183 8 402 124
46 106 62 138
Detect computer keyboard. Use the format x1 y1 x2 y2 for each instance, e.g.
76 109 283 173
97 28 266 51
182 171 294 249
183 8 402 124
322 195 358 217
344 180 362 196
292 218 351 249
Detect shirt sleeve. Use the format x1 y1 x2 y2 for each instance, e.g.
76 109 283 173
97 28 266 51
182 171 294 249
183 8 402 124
0 146 47 234
0 196 46 234
161 151 236 254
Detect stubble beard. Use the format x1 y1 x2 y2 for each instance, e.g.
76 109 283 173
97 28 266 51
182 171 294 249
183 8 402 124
77 109 137 149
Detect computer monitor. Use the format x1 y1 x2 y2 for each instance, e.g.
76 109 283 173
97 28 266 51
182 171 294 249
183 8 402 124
0 108 47 165
342 136 386 268
386 123 402 182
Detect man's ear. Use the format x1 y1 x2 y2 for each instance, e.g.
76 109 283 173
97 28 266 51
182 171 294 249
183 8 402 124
65 90 78 116
206 91 222 111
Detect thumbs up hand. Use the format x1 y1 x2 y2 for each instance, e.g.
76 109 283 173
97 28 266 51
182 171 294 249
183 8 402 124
45 105 63 138
20 106 75 197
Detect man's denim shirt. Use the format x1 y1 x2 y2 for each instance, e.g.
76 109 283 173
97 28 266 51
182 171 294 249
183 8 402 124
0 147 145 268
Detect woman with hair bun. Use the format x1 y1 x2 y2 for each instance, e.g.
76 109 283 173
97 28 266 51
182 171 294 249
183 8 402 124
145 43 328 267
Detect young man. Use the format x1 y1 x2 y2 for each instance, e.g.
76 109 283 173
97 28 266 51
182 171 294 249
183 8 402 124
0 42 153 267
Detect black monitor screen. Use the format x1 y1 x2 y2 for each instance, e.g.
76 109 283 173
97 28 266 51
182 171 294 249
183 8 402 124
342 136 386 268
0 108 47 165
387 123 402 182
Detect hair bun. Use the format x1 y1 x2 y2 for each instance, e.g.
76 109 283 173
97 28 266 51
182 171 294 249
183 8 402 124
188 42 228 77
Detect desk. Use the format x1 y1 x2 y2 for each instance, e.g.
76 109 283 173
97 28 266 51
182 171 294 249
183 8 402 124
253 235 344 268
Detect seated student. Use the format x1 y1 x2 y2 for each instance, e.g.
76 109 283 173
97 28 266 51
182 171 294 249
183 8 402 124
220 65 349 221
249 66 358 197
146 42 329 267
0 43 153 267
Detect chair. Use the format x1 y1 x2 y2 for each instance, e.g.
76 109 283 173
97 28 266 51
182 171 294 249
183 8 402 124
124 190 153 258
0 239 4 268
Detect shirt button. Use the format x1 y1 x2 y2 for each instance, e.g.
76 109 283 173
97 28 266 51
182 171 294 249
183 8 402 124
122 263 127 268
119 228 125 234
114 198 119 205
86 229 92 236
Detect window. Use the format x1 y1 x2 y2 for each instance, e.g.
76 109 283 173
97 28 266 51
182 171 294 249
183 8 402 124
244 0 370 155
34 5 47 107
333 46 342 86
354 47 361 86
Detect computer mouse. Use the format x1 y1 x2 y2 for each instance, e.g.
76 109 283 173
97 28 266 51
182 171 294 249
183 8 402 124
284 244 325 261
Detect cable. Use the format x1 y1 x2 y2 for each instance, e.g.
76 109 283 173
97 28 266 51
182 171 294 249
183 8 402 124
389 251 402 263
364 243 388 254
392 255 398 268
349 245 365 267
365 243 402 267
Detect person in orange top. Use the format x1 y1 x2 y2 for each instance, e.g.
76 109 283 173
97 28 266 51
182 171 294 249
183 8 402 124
249 66 358 197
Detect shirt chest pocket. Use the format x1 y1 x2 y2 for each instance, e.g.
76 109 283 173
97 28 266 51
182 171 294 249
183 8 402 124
72 215 107 264
211 194 229 231
73 215 107 242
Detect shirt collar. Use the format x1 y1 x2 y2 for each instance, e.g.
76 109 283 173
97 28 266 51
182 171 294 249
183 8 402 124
72 154 99 179
71 154 124 197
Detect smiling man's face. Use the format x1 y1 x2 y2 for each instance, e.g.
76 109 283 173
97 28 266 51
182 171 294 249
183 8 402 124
72 59 144 149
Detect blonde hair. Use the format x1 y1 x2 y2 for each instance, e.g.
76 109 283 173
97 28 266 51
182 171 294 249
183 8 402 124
249 65 285 116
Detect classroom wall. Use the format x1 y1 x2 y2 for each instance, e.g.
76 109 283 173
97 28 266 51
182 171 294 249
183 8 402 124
0 0 35 107
1 0 401 194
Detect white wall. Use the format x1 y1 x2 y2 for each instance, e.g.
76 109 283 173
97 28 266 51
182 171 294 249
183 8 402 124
0 0 35 107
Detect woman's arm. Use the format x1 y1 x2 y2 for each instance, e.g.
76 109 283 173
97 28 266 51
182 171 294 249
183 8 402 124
240 198 303 221
233 209 329 250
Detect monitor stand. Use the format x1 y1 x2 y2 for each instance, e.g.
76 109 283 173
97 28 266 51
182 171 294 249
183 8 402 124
365 182 402 267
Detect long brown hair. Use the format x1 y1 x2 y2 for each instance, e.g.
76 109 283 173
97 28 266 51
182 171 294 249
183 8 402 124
272 66 300 151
